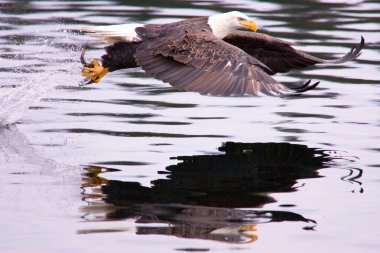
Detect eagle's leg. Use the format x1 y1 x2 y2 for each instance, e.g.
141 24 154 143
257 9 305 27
80 44 109 85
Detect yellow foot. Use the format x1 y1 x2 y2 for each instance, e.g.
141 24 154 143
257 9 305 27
81 60 109 84
239 224 257 232
239 224 258 243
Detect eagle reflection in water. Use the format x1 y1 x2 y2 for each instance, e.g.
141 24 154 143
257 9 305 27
81 142 360 244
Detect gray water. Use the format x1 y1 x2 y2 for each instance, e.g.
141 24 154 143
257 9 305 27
0 0 379 252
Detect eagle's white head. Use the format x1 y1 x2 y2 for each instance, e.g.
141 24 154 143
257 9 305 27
207 11 258 39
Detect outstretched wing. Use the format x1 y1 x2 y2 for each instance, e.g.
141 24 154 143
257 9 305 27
223 31 364 74
134 27 317 96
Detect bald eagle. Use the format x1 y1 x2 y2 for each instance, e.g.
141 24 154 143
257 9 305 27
81 11 364 96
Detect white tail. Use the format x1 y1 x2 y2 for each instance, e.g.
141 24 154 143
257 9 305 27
81 23 144 43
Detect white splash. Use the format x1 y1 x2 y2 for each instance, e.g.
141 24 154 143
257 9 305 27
0 26 84 126
0 125 80 183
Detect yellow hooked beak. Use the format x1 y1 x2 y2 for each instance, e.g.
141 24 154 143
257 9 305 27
239 19 258 32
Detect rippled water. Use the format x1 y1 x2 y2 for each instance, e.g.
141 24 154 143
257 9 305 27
0 0 379 252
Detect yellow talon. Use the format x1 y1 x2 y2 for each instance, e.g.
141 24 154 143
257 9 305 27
239 224 259 243
239 224 257 232
81 60 109 84
92 60 100 67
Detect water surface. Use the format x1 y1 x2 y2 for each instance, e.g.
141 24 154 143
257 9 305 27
0 0 379 252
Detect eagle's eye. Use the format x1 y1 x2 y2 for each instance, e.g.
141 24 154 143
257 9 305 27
237 17 245 22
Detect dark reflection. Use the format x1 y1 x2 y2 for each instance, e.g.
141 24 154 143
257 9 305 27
80 142 362 243
276 112 335 119
103 142 329 208
44 128 228 138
